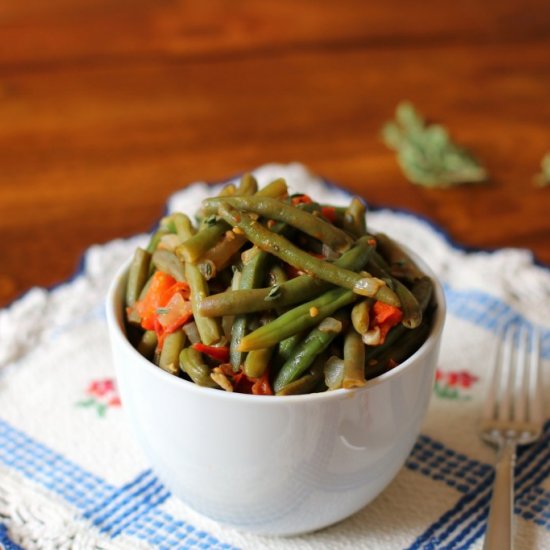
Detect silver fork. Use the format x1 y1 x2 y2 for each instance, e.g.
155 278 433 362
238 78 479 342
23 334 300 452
480 324 543 550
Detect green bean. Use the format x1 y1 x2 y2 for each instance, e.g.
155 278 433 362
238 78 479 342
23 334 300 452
197 231 247 273
343 197 367 238
205 196 353 253
159 329 186 375
176 222 229 263
137 330 158 360
244 347 273 378
237 172 258 195
176 221 221 345
375 233 425 281
218 206 399 304
146 228 169 253
275 357 325 396
178 177 287 263
198 236 377 317
152 250 186 281
185 261 221 345
275 333 302 364
238 287 356 352
256 177 288 199
273 318 343 392
343 328 366 388
179 348 219 388
230 247 270 370
126 248 152 307
351 300 370 335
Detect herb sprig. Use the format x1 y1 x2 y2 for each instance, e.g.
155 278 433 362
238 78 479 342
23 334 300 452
382 102 488 188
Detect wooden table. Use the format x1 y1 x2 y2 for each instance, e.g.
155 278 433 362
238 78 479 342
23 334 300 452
1 1 549 307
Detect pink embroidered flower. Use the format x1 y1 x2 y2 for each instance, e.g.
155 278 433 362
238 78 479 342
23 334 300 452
434 369 479 400
77 378 121 417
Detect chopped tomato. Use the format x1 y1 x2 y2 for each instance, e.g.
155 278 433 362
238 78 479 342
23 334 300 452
133 271 191 345
215 363 272 395
192 343 230 363
251 370 273 395
158 292 193 333
134 272 178 331
321 206 337 223
291 194 313 205
371 301 403 344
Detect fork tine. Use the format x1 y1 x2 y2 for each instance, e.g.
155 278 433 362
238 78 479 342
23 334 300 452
497 325 515 422
513 326 529 423
482 326 504 421
528 328 543 426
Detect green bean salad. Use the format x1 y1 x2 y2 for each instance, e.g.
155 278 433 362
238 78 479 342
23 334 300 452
124 174 436 395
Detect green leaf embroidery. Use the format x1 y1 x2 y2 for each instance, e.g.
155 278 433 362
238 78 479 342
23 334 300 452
382 102 488 188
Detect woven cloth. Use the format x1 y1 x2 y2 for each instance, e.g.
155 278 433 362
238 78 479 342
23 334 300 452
0 163 549 550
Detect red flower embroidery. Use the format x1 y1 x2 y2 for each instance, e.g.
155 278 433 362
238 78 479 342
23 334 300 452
77 378 121 417
434 369 479 400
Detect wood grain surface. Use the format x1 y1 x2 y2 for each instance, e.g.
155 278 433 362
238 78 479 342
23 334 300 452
1 1 549 307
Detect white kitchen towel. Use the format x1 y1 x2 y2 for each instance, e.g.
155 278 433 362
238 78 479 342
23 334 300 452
0 163 548 550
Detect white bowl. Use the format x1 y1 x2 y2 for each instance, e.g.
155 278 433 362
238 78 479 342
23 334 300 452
106 251 445 536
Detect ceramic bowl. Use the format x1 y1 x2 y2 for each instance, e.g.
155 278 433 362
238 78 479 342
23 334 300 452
106 250 445 536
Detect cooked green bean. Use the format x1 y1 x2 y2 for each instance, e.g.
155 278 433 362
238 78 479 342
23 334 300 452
230 246 270 370
205 196 353 253
238 287 356 352
159 329 186 375
175 221 221 345
152 250 186 281
244 347 273 378
146 228 169 254
217 207 400 304
137 330 158 360
343 197 367 238
126 248 152 307
343 328 366 388
198 236 376 317
275 357 325 396
375 233 424 281
179 348 219 388
237 172 258 196
178 177 288 263
273 317 343 392
351 300 370 335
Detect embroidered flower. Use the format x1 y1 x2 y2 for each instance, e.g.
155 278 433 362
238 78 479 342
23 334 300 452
434 369 479 400
76 378 121 417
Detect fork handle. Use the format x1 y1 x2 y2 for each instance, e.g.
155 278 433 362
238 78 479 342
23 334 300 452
483 438 516 550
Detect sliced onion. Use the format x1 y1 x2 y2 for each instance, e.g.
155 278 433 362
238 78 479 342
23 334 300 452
362 327 381 346
158 233 181 252
318 317 342 334
324 356 344 390
183 321 201 344
157 293 192 331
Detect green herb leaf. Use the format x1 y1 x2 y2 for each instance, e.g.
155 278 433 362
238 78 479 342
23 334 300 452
381 102 488 188
534 153 550 187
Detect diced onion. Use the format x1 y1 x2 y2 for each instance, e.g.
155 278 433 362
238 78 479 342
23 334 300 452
183 321 201 344
318 317 342 334
324 356 344 390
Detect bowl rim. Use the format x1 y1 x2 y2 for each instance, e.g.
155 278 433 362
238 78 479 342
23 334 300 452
106 247 446 405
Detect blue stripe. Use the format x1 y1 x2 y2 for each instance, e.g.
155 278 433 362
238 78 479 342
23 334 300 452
0 418 113 511
444 287 550 359
0 524 24 550
108 484 170 538
406 435 491 495
83 468 154 521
